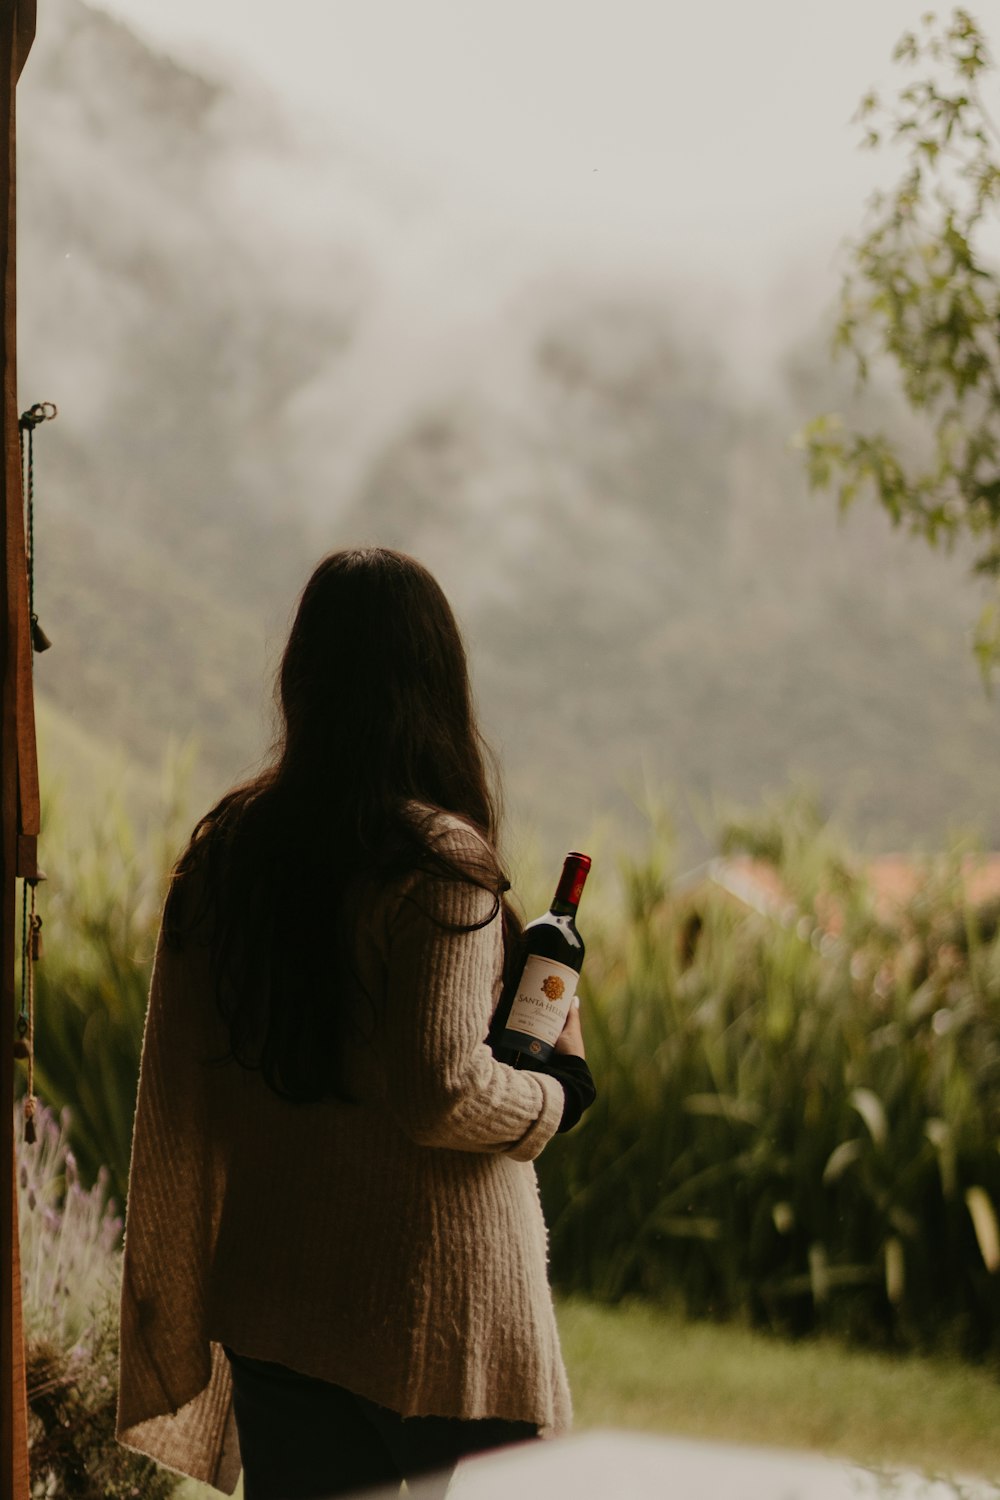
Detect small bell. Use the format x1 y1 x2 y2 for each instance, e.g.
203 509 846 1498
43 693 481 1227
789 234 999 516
30 614 52 653
30 916 43 961
12 1038 29 1060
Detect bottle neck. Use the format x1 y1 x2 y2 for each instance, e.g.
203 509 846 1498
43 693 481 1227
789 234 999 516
550 852 591 917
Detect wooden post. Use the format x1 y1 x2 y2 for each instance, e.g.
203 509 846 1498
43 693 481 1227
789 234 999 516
1 5 37 1497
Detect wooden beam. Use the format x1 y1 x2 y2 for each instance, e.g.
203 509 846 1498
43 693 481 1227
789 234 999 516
1 3 36 1496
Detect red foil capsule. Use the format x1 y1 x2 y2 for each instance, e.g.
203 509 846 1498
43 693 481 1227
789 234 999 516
555 853 591 910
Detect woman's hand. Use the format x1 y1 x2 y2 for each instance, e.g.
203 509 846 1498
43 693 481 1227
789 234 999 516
553 998 586 1059
515 1000 595 1132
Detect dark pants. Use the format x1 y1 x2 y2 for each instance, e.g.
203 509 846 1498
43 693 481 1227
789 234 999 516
224 1347 538 1500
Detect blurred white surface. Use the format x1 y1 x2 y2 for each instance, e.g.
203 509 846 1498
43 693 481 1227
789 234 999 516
449 1431 998 1500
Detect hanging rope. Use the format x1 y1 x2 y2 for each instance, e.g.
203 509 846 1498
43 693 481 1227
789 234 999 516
18 400 56 654
13 880 40 1142
13 400 56 1143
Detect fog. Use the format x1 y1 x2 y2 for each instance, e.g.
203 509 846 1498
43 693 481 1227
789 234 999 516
16 0 1000 864
89 0 932 384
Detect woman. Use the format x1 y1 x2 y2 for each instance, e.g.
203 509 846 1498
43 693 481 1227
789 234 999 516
117 547 596 1499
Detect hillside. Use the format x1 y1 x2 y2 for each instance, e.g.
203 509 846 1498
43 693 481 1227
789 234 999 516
14 0 1000 866
344 295 1000 855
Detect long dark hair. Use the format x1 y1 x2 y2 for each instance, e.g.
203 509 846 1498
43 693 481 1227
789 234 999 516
164 547 516 1102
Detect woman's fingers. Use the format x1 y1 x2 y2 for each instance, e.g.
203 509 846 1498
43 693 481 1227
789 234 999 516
553 1000 585 1059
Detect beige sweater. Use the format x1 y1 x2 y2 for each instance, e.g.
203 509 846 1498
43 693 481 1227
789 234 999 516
116 815 571 1493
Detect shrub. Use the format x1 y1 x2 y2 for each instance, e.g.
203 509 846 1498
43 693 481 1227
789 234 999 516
537 797 1000 1360
16 1104 177 1497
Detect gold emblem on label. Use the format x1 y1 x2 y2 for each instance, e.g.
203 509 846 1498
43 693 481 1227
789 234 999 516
541 975 565 1000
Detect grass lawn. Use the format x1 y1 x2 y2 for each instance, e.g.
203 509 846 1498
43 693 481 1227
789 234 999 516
559 1297 1000 1478
174 1300 1000 1496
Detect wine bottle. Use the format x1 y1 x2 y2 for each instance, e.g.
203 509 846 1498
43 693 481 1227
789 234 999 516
491 852 591 1064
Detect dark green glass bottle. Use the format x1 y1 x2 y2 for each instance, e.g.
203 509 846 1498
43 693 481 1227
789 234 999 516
490 852 591 1063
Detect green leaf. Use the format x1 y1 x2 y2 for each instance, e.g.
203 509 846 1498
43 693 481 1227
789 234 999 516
657 1216 722 1240
772 1201 795 1235
683 1094 763 1125
965 1186 1000 1272
823 1138 864 1184
885 1236 906 1304
850 1087 888 1148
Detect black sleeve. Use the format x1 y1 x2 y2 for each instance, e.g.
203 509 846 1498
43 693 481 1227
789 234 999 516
516 1052 597 1133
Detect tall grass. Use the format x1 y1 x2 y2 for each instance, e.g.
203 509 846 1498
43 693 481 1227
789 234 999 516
538 795 1000 1359
20 772 184 1207
23 782 1000 1359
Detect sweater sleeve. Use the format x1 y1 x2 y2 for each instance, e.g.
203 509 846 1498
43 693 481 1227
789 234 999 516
378 831 564 1161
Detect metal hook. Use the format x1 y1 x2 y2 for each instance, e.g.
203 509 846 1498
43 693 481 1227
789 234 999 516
19 401 57 430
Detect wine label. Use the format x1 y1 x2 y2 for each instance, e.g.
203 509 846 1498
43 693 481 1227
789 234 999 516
501 954 579 1057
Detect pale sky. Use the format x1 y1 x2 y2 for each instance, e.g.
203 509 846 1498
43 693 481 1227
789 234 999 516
78 0 940 296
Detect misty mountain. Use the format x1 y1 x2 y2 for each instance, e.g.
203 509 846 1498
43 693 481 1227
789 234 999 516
344 293 1000 854
16 0 1000 864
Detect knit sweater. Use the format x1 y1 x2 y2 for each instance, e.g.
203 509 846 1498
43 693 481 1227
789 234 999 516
116 814 571 1493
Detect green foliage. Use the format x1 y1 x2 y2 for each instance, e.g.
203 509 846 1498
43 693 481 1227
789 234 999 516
538 800 1000 1360
28 783 1000 1363
802 9 1000 668
16 1105 177 1498
20 777 185 1208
